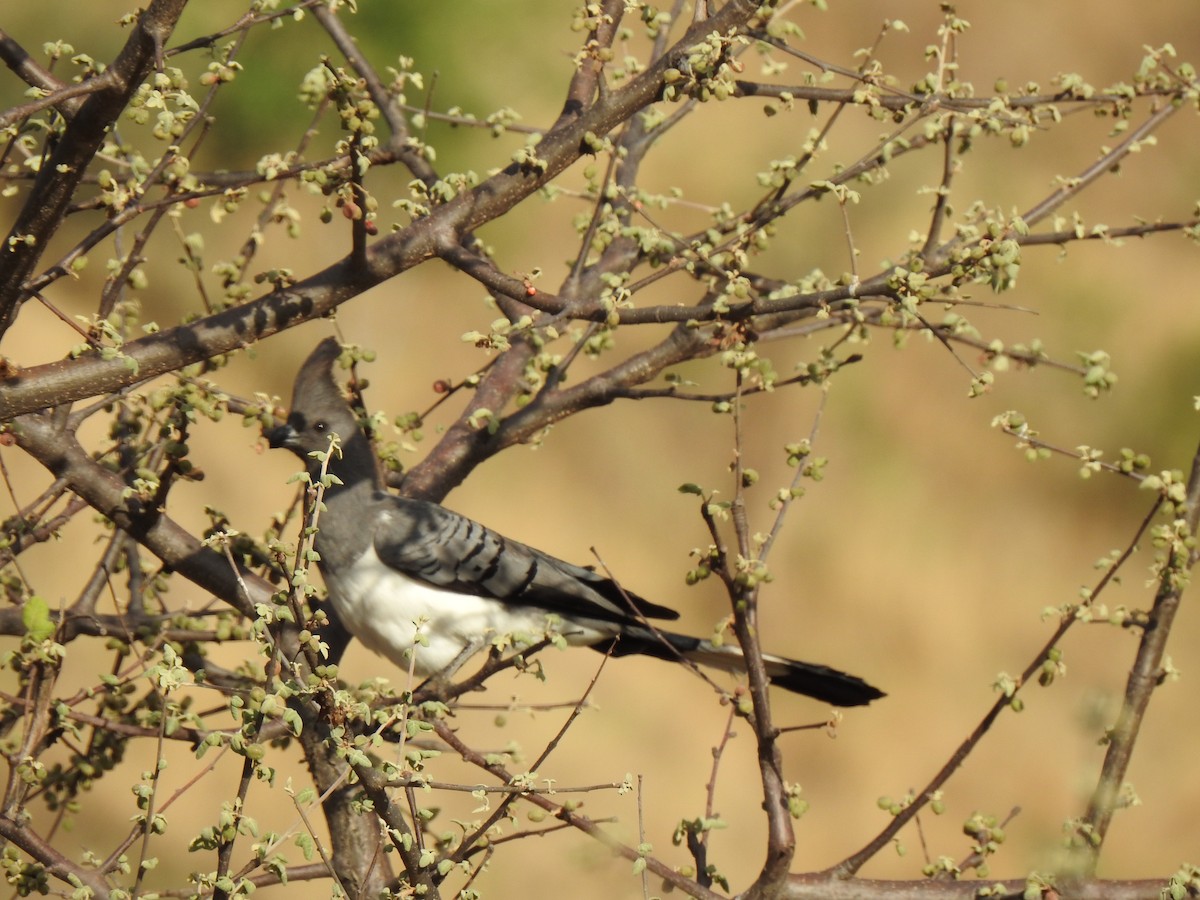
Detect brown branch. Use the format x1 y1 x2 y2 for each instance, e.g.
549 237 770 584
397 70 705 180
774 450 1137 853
286 700 396 898
398 318 720 503
691 703 739 887
0 274 852 421
1077 434 1200 865
0 255 371 420
0 492 87 568
0 690 215 746
559 0 626 117
0 30 68 95
779 874 1179 900
1015 102 1180 233
432 718 726 900
1016 219 1200 246
920 114 958 259
0 0 189 338
446 647 612 875
0 813 113 897
731 79 1150 114
10 412 267 616
164 1 326 57
714 375 795 899
0 0 772 422
396 334 541 502
0 601 249 646
310 2 438 184
2 86 1170 422
0 29 88 122
831 495 1162 877
166 862 331 895
0 76 102 130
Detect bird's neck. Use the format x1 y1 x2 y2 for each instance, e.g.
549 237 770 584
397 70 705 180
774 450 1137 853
309 430 381 568
310 429 382 493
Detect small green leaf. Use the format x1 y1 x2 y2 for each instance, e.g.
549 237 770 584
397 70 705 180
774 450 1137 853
294 832 315 861
22 596 55 643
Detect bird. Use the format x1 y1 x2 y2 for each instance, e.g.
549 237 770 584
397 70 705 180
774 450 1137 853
266 338 884 707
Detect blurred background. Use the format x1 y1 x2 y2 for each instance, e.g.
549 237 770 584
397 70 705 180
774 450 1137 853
3 1 1200 896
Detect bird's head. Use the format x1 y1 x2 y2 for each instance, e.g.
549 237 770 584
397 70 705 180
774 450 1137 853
266 337 378 484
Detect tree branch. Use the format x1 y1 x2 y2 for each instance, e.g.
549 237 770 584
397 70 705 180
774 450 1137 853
10 411 266 616
1076 435 1200 865
0 813 113 897
0 0 188 337
778 874 1181 900
0 0 769 420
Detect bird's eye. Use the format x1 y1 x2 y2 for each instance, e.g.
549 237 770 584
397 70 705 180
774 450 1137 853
313 421 327 433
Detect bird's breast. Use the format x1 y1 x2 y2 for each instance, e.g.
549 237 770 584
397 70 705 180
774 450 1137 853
320 545 609 676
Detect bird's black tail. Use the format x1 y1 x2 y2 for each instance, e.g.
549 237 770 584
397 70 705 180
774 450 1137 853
596 628 884 707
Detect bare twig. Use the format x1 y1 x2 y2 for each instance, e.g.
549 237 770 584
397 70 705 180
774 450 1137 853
433 718 726 900
831 495 1163 877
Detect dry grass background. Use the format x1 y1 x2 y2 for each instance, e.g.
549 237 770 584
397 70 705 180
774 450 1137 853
3 1 1200 897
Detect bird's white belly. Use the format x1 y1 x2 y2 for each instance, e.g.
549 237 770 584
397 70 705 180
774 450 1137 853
322 545 608 676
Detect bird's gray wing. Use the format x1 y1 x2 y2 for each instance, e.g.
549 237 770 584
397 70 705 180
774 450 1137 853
372 495 680 625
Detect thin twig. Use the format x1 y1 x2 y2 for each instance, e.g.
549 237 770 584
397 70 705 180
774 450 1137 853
830 494 1164 876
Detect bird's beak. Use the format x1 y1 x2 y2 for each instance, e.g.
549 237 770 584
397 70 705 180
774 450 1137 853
265 422 297 449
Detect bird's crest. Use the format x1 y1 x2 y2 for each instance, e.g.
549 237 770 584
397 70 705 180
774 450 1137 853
290 336 346 411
